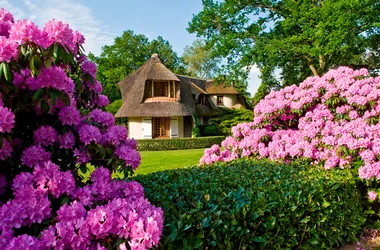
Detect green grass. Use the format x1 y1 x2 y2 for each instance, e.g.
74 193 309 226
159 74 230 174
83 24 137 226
135 148 205 175
82 148 205 180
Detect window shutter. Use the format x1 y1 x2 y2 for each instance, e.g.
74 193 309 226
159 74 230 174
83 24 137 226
170 118 179 138
142 118 152 139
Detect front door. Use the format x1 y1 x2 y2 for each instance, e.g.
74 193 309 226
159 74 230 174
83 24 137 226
152 117 170 138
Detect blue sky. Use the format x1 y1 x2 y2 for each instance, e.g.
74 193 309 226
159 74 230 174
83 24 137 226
1 0 261 95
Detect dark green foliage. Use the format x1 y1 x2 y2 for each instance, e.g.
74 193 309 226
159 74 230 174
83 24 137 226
188 0 380 92
136 136 225 151
105 99 122 115
209 108 253 135
202 125 218 136
135 159 366 249
192 126 201 138
193 124 219 137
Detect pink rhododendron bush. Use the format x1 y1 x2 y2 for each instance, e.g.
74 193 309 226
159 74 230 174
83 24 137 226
0 9 163 249
201 66 380 198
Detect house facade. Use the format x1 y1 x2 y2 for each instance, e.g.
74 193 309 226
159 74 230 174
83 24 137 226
115 54 246 139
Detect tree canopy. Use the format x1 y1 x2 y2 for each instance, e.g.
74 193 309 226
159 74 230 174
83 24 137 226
188 0 380 100
89 30 185 102
182 39 221 78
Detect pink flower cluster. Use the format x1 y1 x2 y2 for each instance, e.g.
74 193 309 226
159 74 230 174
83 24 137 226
0 8 85 56
0 9 156 249
201 67 380 182
0 162 163 250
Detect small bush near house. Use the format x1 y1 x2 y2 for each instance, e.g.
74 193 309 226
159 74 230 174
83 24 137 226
209 108 253 135
105 99 127 125
136 136 225 151
135 159 367 249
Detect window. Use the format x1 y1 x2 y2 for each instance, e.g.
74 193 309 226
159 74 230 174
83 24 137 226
154 81 169 97
217 96 224 105
197 95 206 105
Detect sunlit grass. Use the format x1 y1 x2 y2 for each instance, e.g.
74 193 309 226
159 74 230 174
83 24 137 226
80 148 205 180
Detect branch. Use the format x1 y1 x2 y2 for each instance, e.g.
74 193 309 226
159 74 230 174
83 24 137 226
304 56 319 76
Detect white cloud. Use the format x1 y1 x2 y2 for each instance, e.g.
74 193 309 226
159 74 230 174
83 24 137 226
247 65 261 96
3 0 115 55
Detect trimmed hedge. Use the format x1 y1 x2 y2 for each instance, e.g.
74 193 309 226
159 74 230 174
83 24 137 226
136 136 225 151
134 159 366 249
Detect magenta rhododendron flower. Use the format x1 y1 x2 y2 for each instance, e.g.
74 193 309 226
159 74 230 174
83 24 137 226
90 109 115 127
33 125 58 146
0 9 163 249
78 124 101 145
9 19 47 47
21 145 51 167
0 138 12 160
0 8 14 37
0 106 15 133
58 131 75 149
58 105 81 126
0 36 18 63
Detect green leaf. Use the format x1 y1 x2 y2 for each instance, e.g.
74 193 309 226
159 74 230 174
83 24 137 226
33 55 42 70
252 237 266 243
2 62 13 82
322 201 330 208
33 89 44 101
53 43 59 60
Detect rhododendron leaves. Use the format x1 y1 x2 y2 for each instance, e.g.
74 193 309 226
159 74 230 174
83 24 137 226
1 61 12 82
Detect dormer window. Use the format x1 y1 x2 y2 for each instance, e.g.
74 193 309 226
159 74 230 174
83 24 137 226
197 94 206 105
144 80 179 102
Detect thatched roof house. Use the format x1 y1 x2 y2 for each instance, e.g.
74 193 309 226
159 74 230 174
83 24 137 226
116 54 246 139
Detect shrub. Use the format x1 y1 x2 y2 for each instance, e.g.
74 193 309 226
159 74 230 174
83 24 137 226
135 159 366 249
201 67 380 199
192 126 201 137
209 108 253 135
0 9 162 249
136 136 225 151
203 125 218 136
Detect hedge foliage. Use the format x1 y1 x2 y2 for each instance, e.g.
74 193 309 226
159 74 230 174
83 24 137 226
134 159 367 249
136 136 225 151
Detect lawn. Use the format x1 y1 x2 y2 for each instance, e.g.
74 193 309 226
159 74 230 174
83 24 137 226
135 148 205 175
82 148 205 181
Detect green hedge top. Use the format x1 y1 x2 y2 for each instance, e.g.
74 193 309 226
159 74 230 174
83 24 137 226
136 136 225 151
134 159 366 249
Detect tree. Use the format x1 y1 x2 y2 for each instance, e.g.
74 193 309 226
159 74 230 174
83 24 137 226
188 0 380 99
89 30 185 102
182 39 221 78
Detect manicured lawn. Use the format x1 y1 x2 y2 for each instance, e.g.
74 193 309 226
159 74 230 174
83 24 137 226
135 148 205 175
82 148 205 180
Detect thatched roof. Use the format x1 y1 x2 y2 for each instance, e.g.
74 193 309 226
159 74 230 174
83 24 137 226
205 81 240 94
146 54 180 81
115 55 244 118
116 54 195 117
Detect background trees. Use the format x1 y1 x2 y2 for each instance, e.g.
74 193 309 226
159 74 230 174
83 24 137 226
182 38 221 78
188 0 380 103
89 30 185 102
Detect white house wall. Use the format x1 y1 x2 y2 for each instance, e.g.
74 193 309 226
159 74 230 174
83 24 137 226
223 94 236 108
128 117 143 139
128 116 185 139
210 95 236 108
